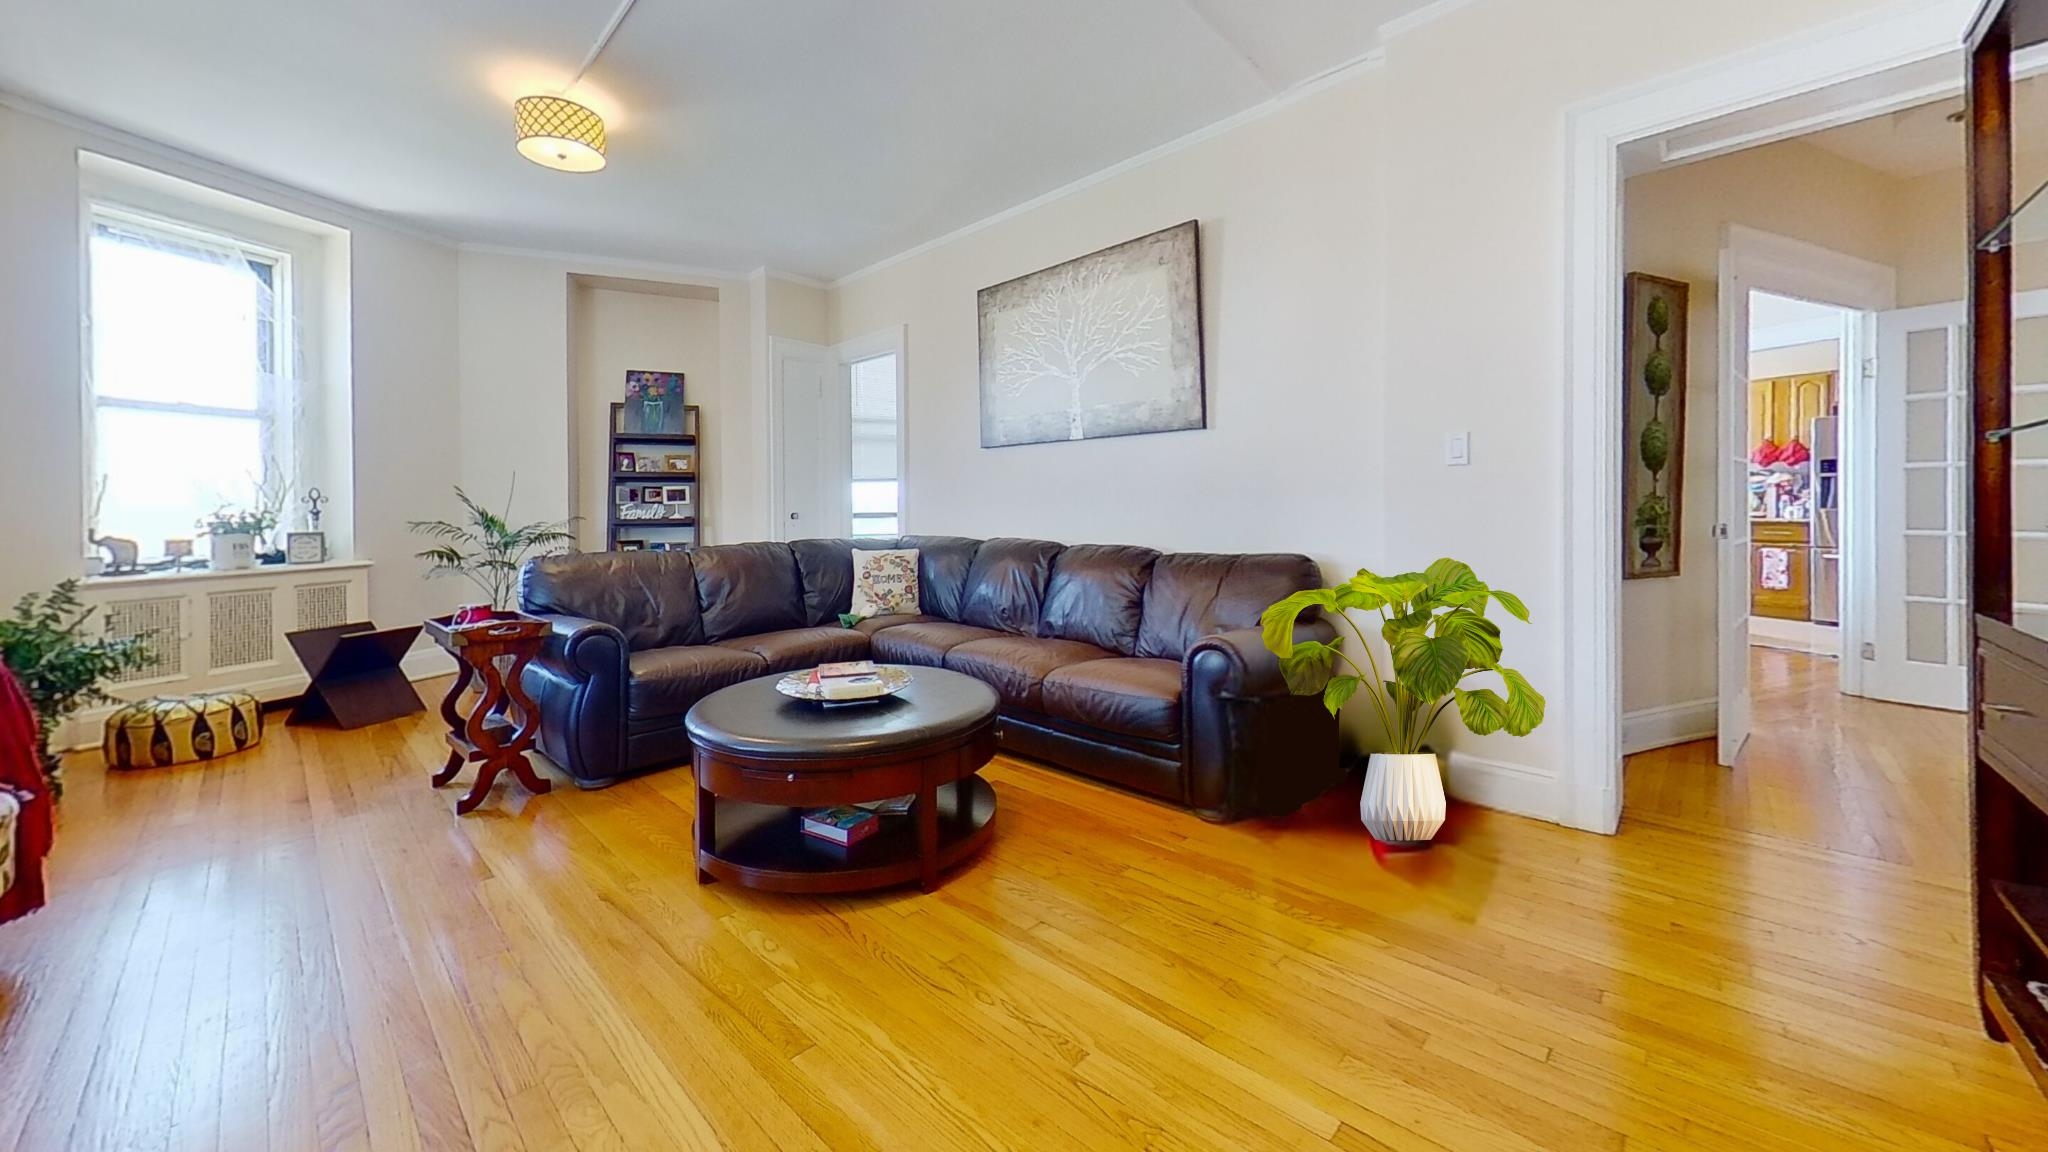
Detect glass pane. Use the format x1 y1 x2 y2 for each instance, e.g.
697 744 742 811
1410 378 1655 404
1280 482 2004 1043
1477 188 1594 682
851 515 899 538
2019 466 2048 530
1905 328 1948 395
849 353 899 483
1905 535 1948 599
2018 392 2048 463
1905 601 1948 664
90 230 268 410
851 480 898 516
1905 469 1947 531
2018 538 2048 605
95 407 263 556
2020 318 2048 388
1905 396 1948 463
2017 609 2048 643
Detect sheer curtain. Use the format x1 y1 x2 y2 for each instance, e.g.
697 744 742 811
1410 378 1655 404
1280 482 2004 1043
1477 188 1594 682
86 209 302 558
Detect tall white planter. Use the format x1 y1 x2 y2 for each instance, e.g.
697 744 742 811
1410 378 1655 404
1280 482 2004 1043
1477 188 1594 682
209 532 256 572
1360 752 1447 846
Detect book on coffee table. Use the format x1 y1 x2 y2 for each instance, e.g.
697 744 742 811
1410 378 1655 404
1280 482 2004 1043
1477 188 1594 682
808 660 878 684
801 806 879 845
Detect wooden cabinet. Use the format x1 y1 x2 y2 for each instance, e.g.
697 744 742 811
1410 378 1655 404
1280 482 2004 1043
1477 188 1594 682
1749 372 1835 451
1751 520 1811 620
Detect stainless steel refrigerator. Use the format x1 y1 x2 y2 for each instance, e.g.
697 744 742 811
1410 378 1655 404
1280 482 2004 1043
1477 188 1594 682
1810 415 1840 625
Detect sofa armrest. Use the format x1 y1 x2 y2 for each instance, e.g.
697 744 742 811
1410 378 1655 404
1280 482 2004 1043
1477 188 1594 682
520 613 629 786
1182 621 1342 822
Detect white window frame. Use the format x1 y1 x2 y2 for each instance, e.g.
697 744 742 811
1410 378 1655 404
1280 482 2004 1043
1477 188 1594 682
836 326 908 538
83 204 296 549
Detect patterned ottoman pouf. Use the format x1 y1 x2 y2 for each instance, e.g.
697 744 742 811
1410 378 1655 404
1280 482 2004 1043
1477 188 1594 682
103 691 265 769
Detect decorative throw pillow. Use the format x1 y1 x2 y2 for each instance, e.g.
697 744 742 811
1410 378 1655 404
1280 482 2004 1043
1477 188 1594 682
851 548 920 617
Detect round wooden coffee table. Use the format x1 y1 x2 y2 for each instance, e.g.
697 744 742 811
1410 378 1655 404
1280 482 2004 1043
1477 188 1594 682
683 666 1000 894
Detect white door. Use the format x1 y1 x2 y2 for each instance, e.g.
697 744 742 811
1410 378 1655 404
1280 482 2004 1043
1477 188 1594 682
1716 252 1753 766
771 338 836 541
1869 302 1967 710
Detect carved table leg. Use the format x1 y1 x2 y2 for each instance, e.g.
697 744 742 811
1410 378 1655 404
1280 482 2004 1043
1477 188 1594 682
695 773 717 885
917 778 940 893
456 653 511 815
498 650 551 798
433 660 476 787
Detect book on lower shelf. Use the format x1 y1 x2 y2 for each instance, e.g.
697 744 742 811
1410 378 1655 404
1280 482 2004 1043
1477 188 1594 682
801 806 878 846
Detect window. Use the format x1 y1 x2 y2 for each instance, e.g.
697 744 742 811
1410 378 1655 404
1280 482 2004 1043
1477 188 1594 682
87 209 292 555
848 352 901 538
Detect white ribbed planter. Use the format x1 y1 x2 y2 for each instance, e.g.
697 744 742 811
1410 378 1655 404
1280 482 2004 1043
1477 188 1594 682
208 532 256 572
1360 752 1446 847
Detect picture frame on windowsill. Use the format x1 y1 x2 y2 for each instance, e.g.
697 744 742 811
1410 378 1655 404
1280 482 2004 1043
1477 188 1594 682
286 532 327 565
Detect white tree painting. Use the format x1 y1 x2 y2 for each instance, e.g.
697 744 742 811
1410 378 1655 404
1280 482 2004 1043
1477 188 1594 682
978 221 1204 447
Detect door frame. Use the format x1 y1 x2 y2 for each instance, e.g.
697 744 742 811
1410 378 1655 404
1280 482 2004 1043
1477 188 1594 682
1718 225 1895 725
1561 0 1974 833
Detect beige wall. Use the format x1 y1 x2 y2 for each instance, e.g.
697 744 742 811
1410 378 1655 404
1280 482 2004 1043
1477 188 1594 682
1751 339 1841 380
568 287 723 551
830 72 1384 576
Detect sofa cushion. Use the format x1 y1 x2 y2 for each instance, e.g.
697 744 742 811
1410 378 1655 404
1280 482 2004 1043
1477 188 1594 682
944 636 1114 711
870 621 1006 667
521 551 703 650
897 535 982 620
691 542 805 642
852 613 937 635
712 627 871 674
1135 552 1323 660
627 646 767 720
1042 658 1183 743
851 548 921 616
791 538 870 627
1038 544 1160 655
957 538 1064 634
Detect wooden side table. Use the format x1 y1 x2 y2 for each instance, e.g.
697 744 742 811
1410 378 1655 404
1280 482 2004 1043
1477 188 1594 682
423 614 553 815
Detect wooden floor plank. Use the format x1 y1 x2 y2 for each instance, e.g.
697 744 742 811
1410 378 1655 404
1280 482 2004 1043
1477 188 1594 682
0 649 2040 1151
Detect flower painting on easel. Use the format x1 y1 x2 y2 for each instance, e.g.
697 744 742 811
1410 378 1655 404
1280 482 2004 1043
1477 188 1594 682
1622 273 1689 580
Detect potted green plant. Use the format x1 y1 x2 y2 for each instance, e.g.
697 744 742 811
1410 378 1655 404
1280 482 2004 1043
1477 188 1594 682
0 581 151 794
199 507 277 572
408 481 577 612
1260 558 1545 846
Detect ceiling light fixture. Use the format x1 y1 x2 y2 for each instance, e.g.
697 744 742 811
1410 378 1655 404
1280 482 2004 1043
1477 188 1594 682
514 0 639 173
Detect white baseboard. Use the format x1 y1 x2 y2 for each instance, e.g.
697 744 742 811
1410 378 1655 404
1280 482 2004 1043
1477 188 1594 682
1444 751 1561 824
57 643 462 752
1621 696 1717 755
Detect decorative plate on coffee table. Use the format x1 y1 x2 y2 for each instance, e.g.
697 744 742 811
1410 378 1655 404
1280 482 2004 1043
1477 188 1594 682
774 666 913 703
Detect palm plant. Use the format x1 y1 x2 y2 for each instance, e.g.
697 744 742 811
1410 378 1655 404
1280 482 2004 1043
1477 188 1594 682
408 480 576 611
1260 558 1544 755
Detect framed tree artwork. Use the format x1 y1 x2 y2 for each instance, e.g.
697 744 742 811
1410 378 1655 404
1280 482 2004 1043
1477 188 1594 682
1622 273 1688 579
977 221 1204 447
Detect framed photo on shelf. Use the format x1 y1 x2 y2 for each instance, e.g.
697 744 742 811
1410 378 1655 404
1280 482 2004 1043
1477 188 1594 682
661 485 691 506
614 485 637 504
614 451 636 473
636 457 659 472
664 452 693 472
618 540 644 552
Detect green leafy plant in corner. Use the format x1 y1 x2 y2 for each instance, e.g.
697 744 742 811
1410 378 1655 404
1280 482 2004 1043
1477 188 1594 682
1259 559 1545 755
0 580 151 795
408 479 577 611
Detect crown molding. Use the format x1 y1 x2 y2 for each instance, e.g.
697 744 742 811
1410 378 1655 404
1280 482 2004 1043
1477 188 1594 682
456 241 745 285
1379 0 1483 42
829 47 1384 288
0 88 463 250
752 266 833 291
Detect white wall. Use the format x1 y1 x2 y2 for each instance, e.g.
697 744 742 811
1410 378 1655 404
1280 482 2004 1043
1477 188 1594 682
568 286 723 550
830 71 1384 567
0 100 465 634
1751 339 1841 380
453 252 763 545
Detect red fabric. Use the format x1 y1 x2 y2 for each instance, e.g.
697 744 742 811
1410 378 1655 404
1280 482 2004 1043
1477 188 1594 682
1750 439 1782 467
0 661 52 923
1778 438 1811 467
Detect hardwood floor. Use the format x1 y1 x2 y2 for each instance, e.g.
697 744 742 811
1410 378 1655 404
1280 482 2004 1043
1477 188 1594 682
1 660 2043 1151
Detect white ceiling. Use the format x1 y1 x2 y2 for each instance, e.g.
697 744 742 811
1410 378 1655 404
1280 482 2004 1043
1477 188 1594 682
1750 291 1843 330
1801 73 2048 180
0 0 1432 280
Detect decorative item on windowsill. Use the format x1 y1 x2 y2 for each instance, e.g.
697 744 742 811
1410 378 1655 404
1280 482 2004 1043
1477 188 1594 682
1261 560 1545 849
198 506 277 572
407 476 577 611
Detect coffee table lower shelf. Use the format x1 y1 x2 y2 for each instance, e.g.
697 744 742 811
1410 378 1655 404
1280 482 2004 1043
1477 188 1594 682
696 777 995 895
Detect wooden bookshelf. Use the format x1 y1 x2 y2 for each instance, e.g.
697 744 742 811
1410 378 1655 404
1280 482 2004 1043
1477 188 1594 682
1968 0 2048 1100
607 401 703 552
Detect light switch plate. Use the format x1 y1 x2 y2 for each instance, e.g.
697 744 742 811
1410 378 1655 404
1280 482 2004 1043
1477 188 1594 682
1445 431 1471 466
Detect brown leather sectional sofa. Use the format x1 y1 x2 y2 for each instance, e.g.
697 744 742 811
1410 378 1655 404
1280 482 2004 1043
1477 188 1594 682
518 536 1341 821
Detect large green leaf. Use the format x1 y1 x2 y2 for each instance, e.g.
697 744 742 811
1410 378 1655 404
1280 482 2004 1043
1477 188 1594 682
1321 675 1361 716
1420 558 1484 605
1496 665 1546 735
1380 608 1432 645
1391 631 1467 700
1453 687 1510 735
1491 589 1530 622
1347 569 1428 610
1259 588 1336 658
1279 639 1337 696
1434 608 1502 667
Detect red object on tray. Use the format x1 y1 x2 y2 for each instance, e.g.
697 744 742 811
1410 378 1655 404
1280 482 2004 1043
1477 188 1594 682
0 660 53 924
1750 439 1782 467
1778 438 1811 467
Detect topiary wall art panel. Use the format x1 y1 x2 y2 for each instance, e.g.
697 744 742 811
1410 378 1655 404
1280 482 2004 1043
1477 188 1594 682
1622 272 1690 580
